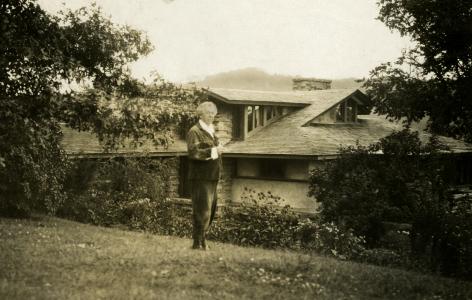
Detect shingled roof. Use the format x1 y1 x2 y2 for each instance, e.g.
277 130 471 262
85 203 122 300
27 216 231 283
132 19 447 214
206 88 357 107
224 114 472 157
218 87 472 157
61 126 187 157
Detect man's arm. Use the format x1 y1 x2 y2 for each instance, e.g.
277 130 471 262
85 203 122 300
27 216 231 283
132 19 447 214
187 130 214 161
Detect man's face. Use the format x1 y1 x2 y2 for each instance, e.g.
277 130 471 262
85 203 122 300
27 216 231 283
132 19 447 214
201 109 217 125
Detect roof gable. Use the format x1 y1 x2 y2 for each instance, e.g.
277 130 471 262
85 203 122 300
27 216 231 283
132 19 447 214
305 90 368 125
236 89 366 127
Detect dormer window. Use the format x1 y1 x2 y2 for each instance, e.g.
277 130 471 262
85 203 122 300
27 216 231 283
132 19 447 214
242 105 290 138
335 99 358 123
309 97 363 125
247 105 263 132
265 106 283 122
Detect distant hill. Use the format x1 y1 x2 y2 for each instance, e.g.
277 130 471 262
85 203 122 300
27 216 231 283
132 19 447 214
194 67 363 91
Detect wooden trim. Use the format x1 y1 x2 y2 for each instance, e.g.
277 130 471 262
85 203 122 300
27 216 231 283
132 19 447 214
67 151 188 159
344 100 348 122
316 155 339 160
207 91 309 107
234 175 309 183
223 153 316 160
262 106 268 125
242 105 248 140
245 107 285 139
350 92 368 105
354 102 358 123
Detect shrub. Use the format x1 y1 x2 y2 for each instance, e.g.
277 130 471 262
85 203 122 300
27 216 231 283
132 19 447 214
210 188 299 248
0 124 69 218
59 157 175 227
209 188 366 261
121 197 192 237
439 195 472 279
295 218 366 260
307 129 472 279
309 129 451 249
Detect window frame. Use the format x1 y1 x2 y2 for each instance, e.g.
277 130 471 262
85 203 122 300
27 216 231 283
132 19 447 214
235 158 309 182
243 105 285 139
335 99 358 123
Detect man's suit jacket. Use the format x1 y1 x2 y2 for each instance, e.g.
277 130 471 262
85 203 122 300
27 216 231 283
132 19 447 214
187 122 222 181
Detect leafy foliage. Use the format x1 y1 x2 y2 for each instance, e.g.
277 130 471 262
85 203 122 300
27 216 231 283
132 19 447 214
365 0 472 142
60 157 177 227
60 78 204 151
295 218 366 260
309 129 451 246
440 195 472 279
210 188 300 249
208 189 366 260
309 129 472 277
0 1 205 216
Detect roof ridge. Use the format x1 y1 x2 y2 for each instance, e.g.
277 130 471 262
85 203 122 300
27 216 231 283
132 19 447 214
208 87 358 94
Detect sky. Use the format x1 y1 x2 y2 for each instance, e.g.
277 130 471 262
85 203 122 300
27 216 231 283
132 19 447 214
38 0 413 83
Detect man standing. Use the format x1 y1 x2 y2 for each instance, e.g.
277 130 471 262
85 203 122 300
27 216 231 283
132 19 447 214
187 101 223 250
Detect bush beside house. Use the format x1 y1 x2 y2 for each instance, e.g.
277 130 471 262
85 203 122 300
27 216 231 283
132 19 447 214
309 129 472 279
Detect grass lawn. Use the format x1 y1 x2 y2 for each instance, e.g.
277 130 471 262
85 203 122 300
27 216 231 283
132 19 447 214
1 216 472 300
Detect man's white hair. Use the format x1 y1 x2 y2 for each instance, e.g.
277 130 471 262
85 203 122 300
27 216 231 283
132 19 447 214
196 101 217 117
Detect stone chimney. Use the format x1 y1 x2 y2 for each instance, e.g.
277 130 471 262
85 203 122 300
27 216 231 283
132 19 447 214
292 78 332 91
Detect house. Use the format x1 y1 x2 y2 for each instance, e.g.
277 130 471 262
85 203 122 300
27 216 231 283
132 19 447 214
61 78 472 212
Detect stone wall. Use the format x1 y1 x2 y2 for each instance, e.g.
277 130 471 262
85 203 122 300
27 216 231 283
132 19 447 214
292 78 332 91
217 157 235 205
165 156 181 198
214 103 234 145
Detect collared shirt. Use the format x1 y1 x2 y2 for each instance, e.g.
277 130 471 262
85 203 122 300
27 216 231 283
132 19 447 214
199 119 215 137
199 119 218 160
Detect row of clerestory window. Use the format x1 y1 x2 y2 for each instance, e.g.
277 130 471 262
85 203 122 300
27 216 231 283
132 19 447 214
247 105 285 133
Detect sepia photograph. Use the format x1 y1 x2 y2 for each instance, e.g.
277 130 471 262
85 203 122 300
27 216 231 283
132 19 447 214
1 0 472 299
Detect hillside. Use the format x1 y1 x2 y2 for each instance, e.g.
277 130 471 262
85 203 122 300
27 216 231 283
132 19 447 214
1 216 471 299
195 68 363 91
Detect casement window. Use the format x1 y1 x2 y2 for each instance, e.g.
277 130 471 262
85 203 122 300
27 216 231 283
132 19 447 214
259 159 285 178
266 106 274 121
265 106 281 122
247 105 263 132
236 158 309 181
335 99 358 123
240 105 289 139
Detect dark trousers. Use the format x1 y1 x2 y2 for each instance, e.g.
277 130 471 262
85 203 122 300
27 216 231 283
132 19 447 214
191 180 218 247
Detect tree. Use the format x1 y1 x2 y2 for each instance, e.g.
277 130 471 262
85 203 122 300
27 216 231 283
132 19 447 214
364 0 472 142
0 0 203 216
309 129 450 247
308 130 472 277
